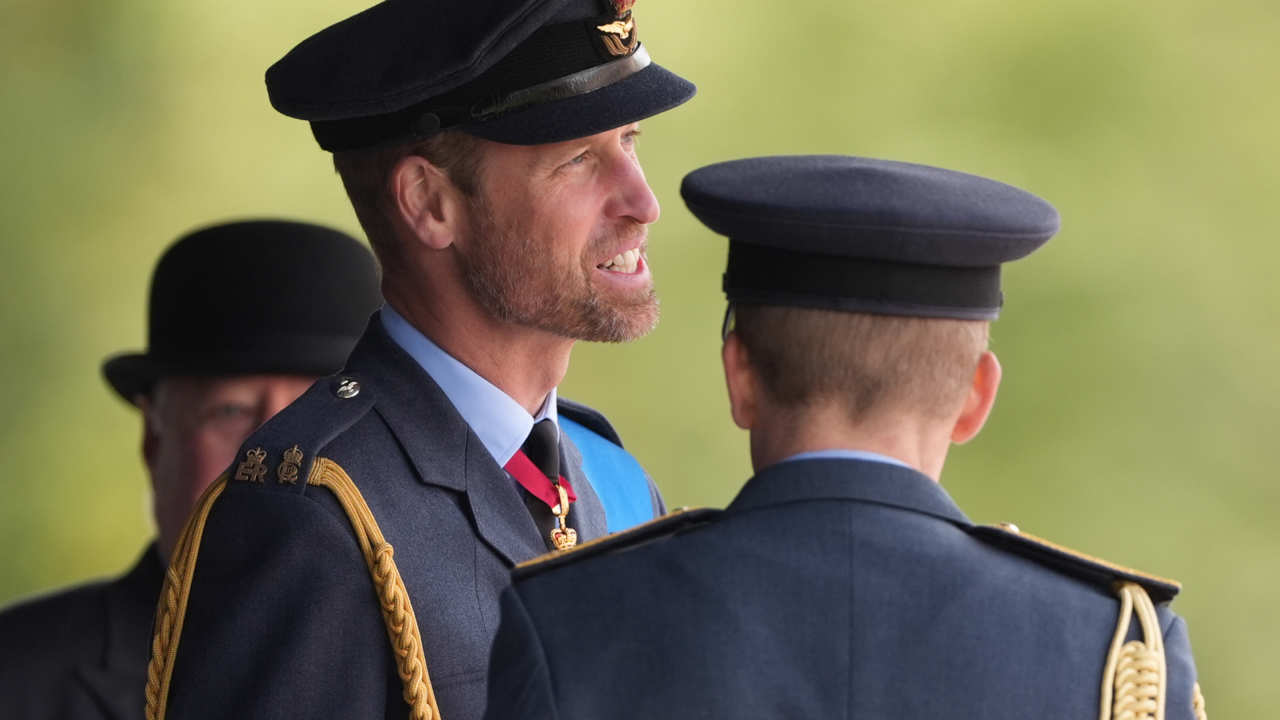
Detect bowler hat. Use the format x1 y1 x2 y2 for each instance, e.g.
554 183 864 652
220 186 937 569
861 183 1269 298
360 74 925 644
102 220 382 404
267 0 695 150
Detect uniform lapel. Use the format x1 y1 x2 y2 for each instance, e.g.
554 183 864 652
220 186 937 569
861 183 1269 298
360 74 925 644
462 432 550 564
347 314 549 565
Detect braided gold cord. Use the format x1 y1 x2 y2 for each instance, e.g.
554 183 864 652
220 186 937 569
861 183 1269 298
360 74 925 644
145 476 229 720
143 460 441 720
309 458 440 720
1100 582 1166 720
1112 641 1162 718
1191 682 1208 720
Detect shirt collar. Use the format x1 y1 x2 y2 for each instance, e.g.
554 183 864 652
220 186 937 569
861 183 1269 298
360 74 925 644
779 448 912 470
380 305 557 466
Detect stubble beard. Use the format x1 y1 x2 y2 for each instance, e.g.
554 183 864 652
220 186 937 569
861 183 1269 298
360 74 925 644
456 193 660 343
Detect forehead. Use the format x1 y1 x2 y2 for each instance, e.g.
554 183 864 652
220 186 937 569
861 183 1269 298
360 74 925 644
153 374 312 404
481 122 639 169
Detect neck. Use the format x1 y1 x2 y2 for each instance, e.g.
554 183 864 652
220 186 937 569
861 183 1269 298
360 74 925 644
385 279 574 415
749 403 952 481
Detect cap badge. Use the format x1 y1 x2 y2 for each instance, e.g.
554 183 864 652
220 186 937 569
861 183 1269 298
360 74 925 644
234 447 269 484
277 444 304 485
596 5 639 57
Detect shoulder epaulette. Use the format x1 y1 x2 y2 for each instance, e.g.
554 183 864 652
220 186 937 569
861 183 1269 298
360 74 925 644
226 373 376 495
148 370 440 720
514 507 720 579
969 523 1181 604
557 397 623 446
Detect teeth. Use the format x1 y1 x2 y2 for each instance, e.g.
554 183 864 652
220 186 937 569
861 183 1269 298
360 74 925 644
602 248 641 274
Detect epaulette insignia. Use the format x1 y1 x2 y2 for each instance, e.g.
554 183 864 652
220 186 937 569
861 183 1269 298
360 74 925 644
233 447 268 483
225 374 376 496
514 507 720 579
969 523 1181 604
277 445 304 485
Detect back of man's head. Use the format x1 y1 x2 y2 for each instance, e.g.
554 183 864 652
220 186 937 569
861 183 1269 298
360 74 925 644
734 305 989 426
682 155 1059 475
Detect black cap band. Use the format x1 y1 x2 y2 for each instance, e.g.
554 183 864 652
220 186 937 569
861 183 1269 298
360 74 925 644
723 242 1004 320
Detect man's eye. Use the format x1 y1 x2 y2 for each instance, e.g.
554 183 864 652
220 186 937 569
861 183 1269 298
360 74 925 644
209 404 252 420
566 151 590 167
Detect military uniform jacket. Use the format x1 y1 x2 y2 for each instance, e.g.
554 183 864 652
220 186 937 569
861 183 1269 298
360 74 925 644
486 458 1203 719
0 544 162 720
162 317 662 720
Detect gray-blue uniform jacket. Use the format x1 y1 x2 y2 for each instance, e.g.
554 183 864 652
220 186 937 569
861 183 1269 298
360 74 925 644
485 458 1204 719
160 316 662 720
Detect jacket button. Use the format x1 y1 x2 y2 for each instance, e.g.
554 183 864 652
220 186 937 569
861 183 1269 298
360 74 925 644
335 378 361 399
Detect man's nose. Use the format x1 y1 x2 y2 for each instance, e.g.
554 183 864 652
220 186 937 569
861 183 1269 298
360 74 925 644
606 155 661 225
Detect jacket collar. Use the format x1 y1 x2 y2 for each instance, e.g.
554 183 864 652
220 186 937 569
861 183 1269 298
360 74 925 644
73 543 164 720
344 313 559 565
727 458 972 528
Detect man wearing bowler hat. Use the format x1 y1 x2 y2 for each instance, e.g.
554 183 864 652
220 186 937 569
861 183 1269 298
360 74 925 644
148 1 692 719
0 220 381 720
484 156 1207 719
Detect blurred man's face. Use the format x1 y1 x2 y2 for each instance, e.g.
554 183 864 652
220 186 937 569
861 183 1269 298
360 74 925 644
139 374 315 561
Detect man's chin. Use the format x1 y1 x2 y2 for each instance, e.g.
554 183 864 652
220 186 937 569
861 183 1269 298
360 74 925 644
579 296 660 343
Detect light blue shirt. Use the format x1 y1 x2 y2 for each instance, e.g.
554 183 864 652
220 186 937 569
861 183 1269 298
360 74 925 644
780 449 913 470
381 305 556 467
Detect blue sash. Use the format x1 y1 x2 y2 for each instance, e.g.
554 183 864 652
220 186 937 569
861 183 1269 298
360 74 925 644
561 417 655 532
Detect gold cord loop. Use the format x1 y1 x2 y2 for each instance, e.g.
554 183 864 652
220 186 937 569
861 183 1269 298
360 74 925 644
1191 682 1208 720
145 477 228 720
144 459 441 720
1099 581 1166 720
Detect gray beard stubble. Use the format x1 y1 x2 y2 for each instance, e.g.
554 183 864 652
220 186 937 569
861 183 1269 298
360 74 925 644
456 196 659 342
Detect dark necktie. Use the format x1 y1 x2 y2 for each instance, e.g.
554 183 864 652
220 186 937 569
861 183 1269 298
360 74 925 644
504 419 578 550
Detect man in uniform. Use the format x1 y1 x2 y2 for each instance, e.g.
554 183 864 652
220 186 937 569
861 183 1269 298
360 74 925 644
147 1 692 719
0 220 381 719
484 156 1208 719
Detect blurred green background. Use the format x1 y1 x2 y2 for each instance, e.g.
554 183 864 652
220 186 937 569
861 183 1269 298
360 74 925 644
2 0 1276 713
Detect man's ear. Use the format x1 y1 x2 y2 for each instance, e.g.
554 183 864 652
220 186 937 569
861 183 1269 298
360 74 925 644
951 350 1001 445
722 332 761 430
137 395 160 484
392 154 463 251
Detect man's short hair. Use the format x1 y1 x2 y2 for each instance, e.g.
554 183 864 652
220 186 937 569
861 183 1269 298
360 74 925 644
734 304 990 423
332 131 486 267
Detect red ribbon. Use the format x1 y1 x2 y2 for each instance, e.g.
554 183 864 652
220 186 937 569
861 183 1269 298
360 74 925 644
504 449 576 510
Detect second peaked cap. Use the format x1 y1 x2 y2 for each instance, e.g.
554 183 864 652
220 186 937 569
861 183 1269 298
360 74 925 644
267 0 695 151
681 156 1061 320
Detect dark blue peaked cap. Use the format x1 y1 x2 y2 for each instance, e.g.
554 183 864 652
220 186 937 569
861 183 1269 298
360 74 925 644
267 0 695 151
681 156 1060 320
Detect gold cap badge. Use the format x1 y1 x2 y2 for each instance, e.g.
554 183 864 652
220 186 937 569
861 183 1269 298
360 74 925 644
596 0 639 57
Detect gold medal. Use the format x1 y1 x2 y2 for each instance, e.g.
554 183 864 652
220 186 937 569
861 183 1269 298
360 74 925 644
549 484 578 550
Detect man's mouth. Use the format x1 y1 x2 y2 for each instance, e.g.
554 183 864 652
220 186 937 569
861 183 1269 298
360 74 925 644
598 247 643 274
